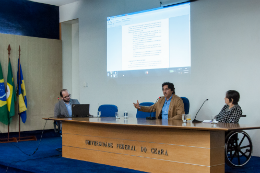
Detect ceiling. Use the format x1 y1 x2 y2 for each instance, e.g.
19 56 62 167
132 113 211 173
29 0 80 6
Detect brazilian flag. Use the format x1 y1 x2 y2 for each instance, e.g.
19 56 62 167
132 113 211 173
0 62 8 125
6 60 16 123
17 59 27 123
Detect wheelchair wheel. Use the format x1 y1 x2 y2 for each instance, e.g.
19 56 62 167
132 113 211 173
225 131 253 167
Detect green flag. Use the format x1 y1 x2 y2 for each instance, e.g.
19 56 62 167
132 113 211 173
0 62 9 125
6 60 16 123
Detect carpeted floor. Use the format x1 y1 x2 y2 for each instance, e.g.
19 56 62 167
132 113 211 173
0 136 146 173
0 134 260 173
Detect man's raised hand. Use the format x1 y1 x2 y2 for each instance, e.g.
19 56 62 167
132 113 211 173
133 100 140 109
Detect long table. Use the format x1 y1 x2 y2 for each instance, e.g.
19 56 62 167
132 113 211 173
44 117 260 173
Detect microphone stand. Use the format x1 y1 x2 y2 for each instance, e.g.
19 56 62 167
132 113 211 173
192 99 208 123
146 97 161 120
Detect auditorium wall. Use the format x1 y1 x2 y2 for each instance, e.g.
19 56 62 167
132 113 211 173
59 0 260 156
0 0 59 39
0 33 62 132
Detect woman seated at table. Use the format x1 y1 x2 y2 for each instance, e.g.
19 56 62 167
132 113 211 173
215 90 242 123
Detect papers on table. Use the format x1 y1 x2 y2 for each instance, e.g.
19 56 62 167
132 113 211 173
203 120 218 123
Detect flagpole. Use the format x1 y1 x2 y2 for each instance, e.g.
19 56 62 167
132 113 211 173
7 45 11 142
18 46 21 141
0 44 18 143
17 46 37 142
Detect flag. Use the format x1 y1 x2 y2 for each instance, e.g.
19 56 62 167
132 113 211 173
17 59 27 123
0 62 9 125
6 60 16 123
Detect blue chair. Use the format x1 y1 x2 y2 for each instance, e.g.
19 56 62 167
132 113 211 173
136 102 156 118
98 104 118 117
180 97 190 114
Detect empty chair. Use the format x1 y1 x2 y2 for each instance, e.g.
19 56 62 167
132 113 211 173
180 97 190 114
136 102 156 118
98 104 118 117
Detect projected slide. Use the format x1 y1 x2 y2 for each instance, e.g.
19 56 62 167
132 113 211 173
107 3 190 78
122 19 169 70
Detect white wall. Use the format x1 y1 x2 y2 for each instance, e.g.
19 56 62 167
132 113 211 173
61 23 72 92
71 22 79 100
61 20 79 100
60 0 260 156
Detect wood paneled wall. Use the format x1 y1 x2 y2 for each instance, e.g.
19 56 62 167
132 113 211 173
0 33 62 132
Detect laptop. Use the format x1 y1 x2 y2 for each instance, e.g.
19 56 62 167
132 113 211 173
72 104 90 117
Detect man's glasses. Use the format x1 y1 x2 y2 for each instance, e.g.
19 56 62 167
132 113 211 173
63 94 71 99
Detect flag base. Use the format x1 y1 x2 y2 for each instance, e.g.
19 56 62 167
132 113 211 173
17 136 37 142
0 137 18 143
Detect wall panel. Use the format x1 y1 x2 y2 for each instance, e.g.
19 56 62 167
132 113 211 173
0 33 62 132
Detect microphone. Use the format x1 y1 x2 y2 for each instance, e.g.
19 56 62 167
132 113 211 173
155 97 161 103
146 97 161 120
192 99 208 123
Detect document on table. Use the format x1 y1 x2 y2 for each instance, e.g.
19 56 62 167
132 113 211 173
203 120 212 123
203 120 218 123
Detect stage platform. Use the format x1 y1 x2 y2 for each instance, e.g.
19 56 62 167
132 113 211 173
1 135 260 173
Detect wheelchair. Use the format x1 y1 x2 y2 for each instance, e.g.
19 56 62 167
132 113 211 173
225 115 253 168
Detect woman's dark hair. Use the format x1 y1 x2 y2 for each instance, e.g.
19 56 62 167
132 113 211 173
60 89 68 97
162 82 175 94
226 90 240 105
